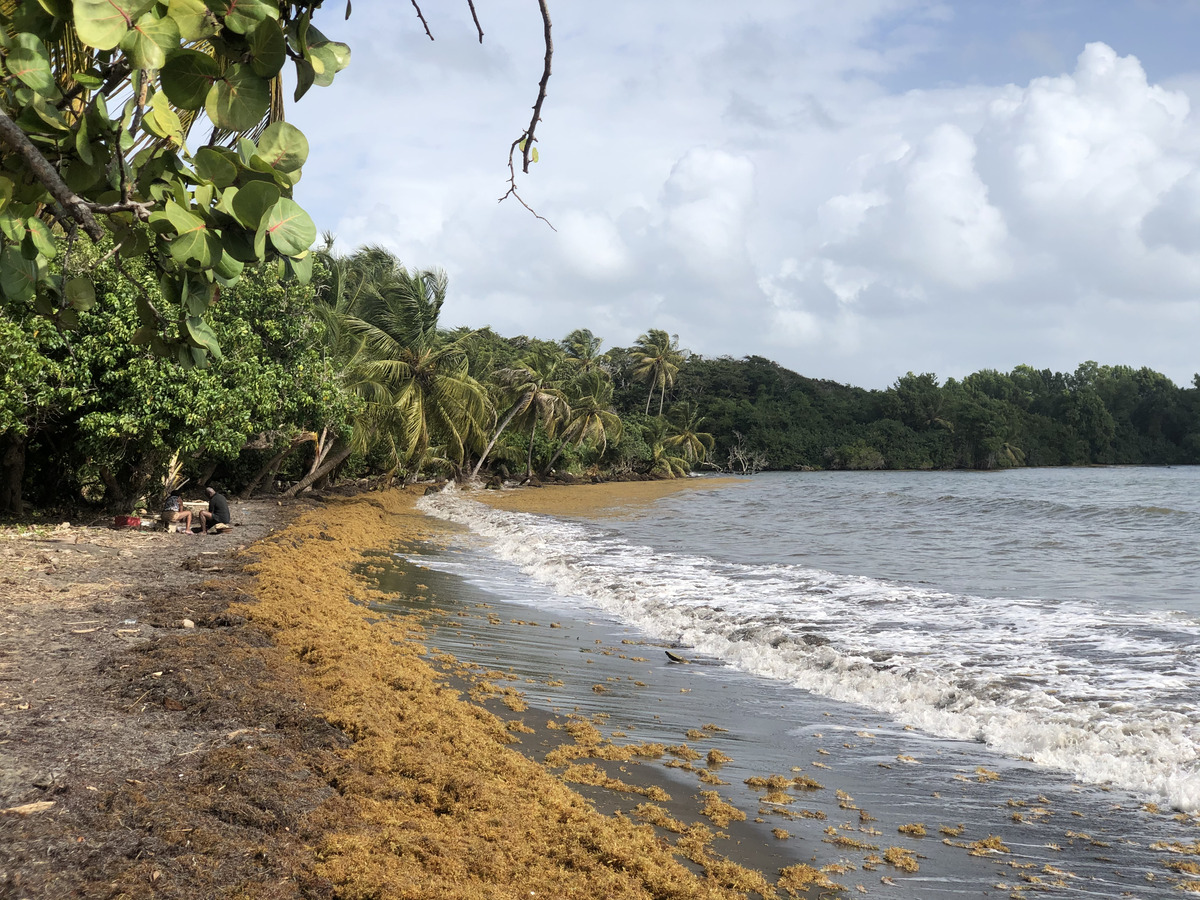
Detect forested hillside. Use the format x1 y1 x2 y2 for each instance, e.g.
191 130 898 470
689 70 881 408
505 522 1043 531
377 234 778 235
5 242 1198 516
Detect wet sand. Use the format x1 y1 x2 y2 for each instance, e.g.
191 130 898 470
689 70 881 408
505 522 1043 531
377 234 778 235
477 475 751 518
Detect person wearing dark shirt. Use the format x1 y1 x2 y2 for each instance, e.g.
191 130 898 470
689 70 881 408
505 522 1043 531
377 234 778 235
199 486 231 534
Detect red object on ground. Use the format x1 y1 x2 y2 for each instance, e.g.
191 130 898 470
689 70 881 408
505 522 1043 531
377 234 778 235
113 515 141 528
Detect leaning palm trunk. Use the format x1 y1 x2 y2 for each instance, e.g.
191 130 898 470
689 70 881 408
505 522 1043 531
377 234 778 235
545 435 571 473
470 400 525 480
526 424 538 479
283 443 353 497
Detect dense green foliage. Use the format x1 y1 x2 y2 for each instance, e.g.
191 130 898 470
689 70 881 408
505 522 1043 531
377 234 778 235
0 0 348 364
650 356 1200 472
3 238 1198 515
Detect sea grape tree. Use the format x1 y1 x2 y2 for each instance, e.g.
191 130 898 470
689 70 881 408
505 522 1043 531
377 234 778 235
0 0 350 365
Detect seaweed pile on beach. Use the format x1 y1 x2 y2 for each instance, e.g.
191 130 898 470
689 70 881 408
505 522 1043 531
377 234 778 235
0 488 814 899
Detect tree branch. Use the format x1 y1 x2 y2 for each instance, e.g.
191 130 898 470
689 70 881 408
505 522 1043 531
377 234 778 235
521 0 552 175
0 109 104 241
497 0 554 228
409 0 434 39
466 0 484 42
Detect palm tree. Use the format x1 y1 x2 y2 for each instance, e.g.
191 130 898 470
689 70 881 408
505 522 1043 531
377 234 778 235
471 347 569 480
665 402 715 465
630 329 684 416
641 417 690 479
544 371 623 473
286 248 488 494
560 328 607 375
345 260 489 473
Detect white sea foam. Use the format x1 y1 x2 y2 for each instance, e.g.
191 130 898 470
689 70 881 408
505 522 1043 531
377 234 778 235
418 488 1200 810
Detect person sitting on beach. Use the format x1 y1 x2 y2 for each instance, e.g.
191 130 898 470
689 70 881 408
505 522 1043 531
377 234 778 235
198 486 231 534
161 494 192 534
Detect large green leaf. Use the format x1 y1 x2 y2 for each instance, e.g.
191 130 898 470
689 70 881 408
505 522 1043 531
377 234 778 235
308 43 339 88
230 179 279 229
184 314 222 359
255 122 308 173
73 0 155 50
119 10 180 69
205 0 276 35
26 218 56 258
6 33 57 96
167 0 218 40
204 63 269 132
220 224 261 263
160 48 217 109
65 277 96 311
0 247 38 303
292 58 315 102
213 249 244 280
194 147 238 188
247 17 285 78
0 178 13 214
157 201 217 265
263 197 315 256
142 90 184 145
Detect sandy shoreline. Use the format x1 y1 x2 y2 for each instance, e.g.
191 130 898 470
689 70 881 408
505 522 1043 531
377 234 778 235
5 478 1190 897
475 475 751 517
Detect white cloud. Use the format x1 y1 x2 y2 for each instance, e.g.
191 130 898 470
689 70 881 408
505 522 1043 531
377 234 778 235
291 4 1200 388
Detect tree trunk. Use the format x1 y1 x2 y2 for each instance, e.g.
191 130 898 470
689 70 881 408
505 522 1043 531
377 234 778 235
0 433 25 515
239 444 295 501
197 460 218 488
470 400 524 480
283 442 353 497
525 424 537 479
544 435 570 475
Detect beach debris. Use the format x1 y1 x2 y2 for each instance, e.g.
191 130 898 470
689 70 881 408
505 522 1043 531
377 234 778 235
825 834 878 851
883 846 919 873
706 748 732 766
561 763 669 800
898 823 927 837
664 650 689 663
895 753 920 764
772 828 790 839
632 802 687 833
699 790 746 827
1 800 55 815
778 863 843 894
666 744 702 761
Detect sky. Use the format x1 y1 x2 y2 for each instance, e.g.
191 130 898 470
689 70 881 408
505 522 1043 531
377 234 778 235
287 1 1200 390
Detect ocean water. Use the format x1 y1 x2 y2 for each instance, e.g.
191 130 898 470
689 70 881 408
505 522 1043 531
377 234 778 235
418 468 1200 813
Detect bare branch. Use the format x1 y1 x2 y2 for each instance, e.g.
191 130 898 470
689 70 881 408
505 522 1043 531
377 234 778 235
0 109 104 241
521 0 553 175
410 0 434 39
466 0 484 42
498 141 556 231
498 0 554 228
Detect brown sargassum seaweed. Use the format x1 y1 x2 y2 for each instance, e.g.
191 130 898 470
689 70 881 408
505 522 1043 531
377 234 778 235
246 489 796 900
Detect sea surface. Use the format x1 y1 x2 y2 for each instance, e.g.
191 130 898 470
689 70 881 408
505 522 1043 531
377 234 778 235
403 467 1200 896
